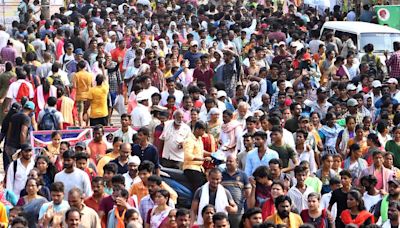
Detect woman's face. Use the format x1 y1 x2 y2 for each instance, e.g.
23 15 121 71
332 157 342 169
26 179 38 195
113 141 123 151
168 209 177 227
282 109 291 121
126 212 140 224
356 128 364 139
210 113 219 122
394 129 400 141
346 119 356 131
36 158 48 173
323 156 333 168
222 113 232 124
271 184 284 199
384 154 393 168
60 143 69 154
52 134 62 146
191 111 199 122
353 149 362 158
346 194 358 209
203 207 215 224
311 113 320 124
155 192 167 205
307 196 320 210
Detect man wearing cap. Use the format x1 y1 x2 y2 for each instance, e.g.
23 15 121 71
183 40 202 69
373 178 400 224
4 101 35 171
59 43 75 67
123 156 141 189
370 80 383 106
65 48 91 77
5 143 35 197
387 78 400 102
131 92 152 129
343 98 364 125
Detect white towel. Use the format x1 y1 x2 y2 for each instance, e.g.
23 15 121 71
197 182 229 225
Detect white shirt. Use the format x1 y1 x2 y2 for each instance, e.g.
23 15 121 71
321 192 337 219
160 120 191 162
12 40 25 58
47 69 71 86
54 168 92 199
160 89 184 106
114 127 137 144
131 104 152 128
6 158 35 197
363 192 382 212
287 185 315 212
0 30 10 51
6 79 35 102
123 173 141 190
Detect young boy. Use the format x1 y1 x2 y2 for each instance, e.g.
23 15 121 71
329 170 353 228
102 163 118 195
75 152 97 181
237 133 254 170
287 165 314 212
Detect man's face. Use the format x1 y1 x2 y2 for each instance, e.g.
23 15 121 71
253 136 265 148
139 170 151 183
68 193 82 209
341 175 352 187
208 172 222 189
21 149 33 160
295 171 307 184
121 117 131 127
246 121 256 132
247 213 263 227
225 156 237 171
66 211 81 228
76 159 87 170
388 206 399 221
63 158 74 170
120 145 131 159
293 105 302 116
214 218 230 228
128 163 139 176
388 183 400 196
277 200 291 218
373 154 384 167
92 181 104 196
177 214 190 228
94 129 103 142
51 191 64 205
269 164 280 178
270 131 282 143
147 181 161 196
167 81 175 90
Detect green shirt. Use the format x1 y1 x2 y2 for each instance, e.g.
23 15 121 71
305 176 322 193
0 71 16 98
269 144 296 168
385 140 400 169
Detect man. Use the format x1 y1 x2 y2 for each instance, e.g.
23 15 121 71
385 41 400 78
360 175 382 212
269 159 294 190
269 126 298 173
193 54 214 90
222 154 251 227
39 182 70 227
184 40 202 69
343 98 364 125
329 170 353 228
75 152 96 181
176 208 191 228
382 201 400 228
191 168 237 225
114 114 136 144
360 150 394 192
213 212 231 228
0 41 16 65
266 195 303 226
131 92 152 128
88 125 107 163
287 165 315 212
132 127 160 175
106 188 131 227
59 43 75 67
284 102 302 133
311 87 332 120
245 131 279 177
110 143 131 174
85 74 109 126
4 67 34 105
38 96 64 130
54 150 92 199
36 52 53 79
215 49 240 98
65 208 81 228
161 78 184 107
84 176 107 212
160 110 191 169
0 62 16 117
373 178 400 224
67 188 100 228
139 175 175 222
4 101 34 170
123 155 141 189
237 133 254 170
111 39 127 72
6 143 35 197
241 208 263 228
72 60 93 126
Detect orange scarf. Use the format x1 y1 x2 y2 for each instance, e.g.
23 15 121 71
115 207 126 228
341 209 374 226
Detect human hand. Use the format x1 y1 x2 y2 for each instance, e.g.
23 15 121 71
249 177 256 188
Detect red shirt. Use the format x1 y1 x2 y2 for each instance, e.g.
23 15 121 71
193 67 214 90
111 47 127 71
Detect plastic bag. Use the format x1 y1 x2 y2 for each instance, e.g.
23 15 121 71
113 94 126 114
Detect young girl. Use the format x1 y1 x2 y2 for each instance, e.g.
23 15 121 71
336 116 356 156
35 155 57 189
377 120 392 147
296 129 317 174
343 144 368 185
42 131 62 163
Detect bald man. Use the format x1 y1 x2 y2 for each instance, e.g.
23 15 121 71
110 143 132 174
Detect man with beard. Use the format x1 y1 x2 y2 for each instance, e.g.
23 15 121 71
66 188 101 228
245 131 279 177
360 175 382 212
160 110 191 169
265 195 303 227
240 207 263 228
84 177 107 212
39 182 70 227
138 175 175 222
54 150 92 199
123 156 141 189
382 201 400 228
373 178 400 224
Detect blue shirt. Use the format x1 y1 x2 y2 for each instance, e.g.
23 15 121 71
131 144 160 169
245 148 279 177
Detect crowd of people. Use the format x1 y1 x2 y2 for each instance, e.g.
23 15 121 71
0 0 400 227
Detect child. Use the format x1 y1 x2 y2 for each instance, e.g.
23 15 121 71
103 163 118 195
75 152 97 181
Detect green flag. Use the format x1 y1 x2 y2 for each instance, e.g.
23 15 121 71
375 5 400 30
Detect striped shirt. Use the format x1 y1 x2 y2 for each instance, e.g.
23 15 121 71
287 185 315 212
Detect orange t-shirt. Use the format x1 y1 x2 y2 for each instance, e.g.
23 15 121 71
88 140 108 164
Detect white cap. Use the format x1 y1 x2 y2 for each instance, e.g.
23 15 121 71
111 21 118 26
278 41 286 46
190 40 198 46
109 31 116 37
217 90 227 98
128 156 141 165
346 84 357 91
387 78 398 85
136 92 148 102
372 80 382 88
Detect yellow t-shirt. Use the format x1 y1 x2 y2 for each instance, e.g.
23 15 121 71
88 84 109 118
73 70 93 101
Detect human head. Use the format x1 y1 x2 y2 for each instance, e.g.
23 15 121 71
50 182 64 205
242 207 262 228
201 204 216 225
65 208 81 228
347 190 366 211
275 195 292 219
213 212 230 228
138 161 155 184
176 208 191 228
208 168 222 190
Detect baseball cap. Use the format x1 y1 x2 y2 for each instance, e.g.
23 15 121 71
317 87 327 94
24 101 35 110
299 115 310 122
372 80 382 88
128 155 141 165
389 178 400 186
295 91 304 98
75 142 86 149
66 43 74 49
136 92 148 102
278 41 286 46
217 90 227 99
346 84 357 91
347 98 358 107
387 78 398 85
21 144 33 151
190 40 198 47
74 48 84 55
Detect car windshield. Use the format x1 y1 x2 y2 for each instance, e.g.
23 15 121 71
360 33 400 53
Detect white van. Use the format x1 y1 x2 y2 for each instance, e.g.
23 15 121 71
320 21 400 58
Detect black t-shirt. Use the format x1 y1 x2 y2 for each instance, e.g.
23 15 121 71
193 186 234 206
329 188 349 220
6 112 31 148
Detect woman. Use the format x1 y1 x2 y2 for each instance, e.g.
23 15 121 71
192 205 215 228
42 131 62 163
19 169 51 200
0 175 17 213
207 108 221 141
35 155 57 189
245 56 260 78
348 125 368 155
16 178 48 228
261 181 285 220
146 190 173 228
124 209 143 227
54 141 70 171
319 112 342 154
377 120 392 147
189 108 200 130
315 154 337 195
343 143 368 184
56 86 75 129
33 77 57 116
335 116 356 156
385 126 400 169
340 190 374 226
365 133 383 166
311 112 323 130
201 125 217 172
97 137 123 176
301 193 333 228
384 152 400 178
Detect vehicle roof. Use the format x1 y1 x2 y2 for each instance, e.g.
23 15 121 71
322 21 400 34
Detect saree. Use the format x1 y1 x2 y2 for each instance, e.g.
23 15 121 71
22 197 48 228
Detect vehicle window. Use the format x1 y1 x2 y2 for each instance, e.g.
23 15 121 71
360 33 400 53
320 28 333 41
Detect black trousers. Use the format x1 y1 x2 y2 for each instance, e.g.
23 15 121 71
160 158 182 169
184 169 206 193
90 116 108 126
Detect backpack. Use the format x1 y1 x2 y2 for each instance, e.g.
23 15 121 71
16 82 30 103
50 74 64 88
362 54 378 71
39 109 59 130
